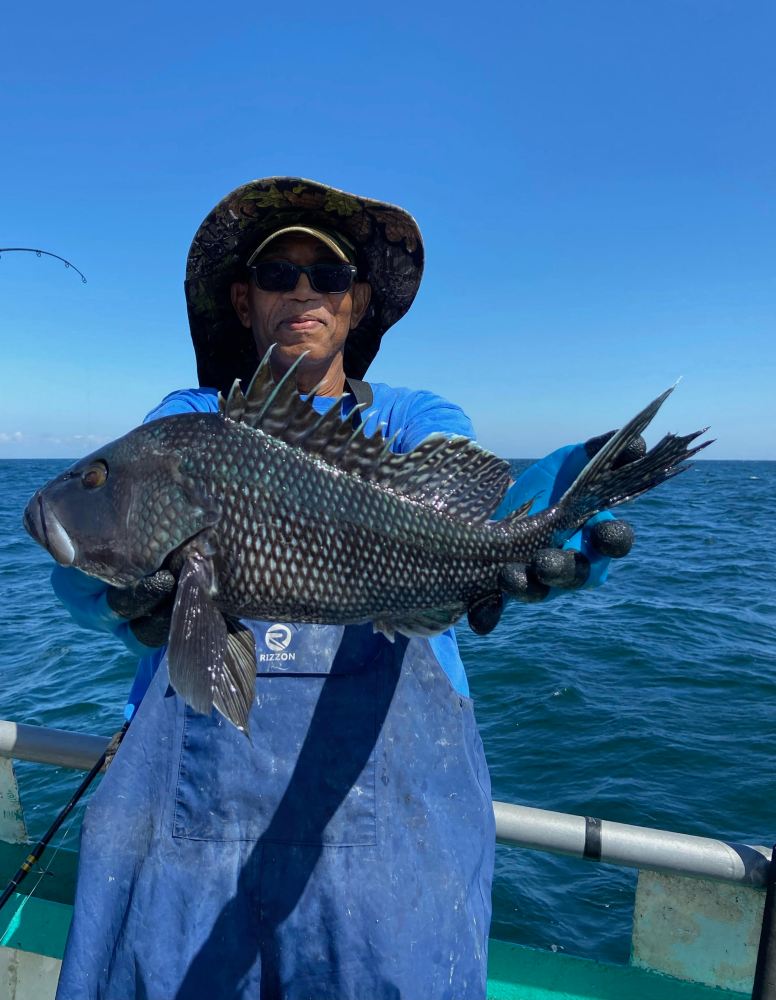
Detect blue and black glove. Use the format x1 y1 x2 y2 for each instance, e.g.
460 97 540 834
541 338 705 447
105 570 177 649
51 565 176 654
467 430 644 634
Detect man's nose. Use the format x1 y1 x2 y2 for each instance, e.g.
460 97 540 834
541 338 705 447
289 272 318 299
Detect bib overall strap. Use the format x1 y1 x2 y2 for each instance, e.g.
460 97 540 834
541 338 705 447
345 378 373 429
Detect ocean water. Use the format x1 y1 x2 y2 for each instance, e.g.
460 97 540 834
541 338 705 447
0 458 774 964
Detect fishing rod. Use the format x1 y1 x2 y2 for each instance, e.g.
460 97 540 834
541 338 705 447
0 247 87 283
0 722 128 912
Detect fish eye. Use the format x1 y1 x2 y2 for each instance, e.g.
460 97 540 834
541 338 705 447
81 461 109 490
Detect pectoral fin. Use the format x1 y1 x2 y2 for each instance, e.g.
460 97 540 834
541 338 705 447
167 554 255 733
213 618 257 734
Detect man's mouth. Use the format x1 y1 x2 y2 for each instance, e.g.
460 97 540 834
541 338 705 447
279 315 323 331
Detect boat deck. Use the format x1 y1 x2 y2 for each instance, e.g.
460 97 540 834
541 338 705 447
487 939 748 999
0 892 750 1000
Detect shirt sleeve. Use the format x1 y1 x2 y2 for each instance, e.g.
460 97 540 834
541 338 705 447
394 391 476 453
143 388 219 422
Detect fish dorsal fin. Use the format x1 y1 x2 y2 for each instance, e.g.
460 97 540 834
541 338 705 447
223 348 511 523
500 496 537 523
373 434 512 522
221 382 247 421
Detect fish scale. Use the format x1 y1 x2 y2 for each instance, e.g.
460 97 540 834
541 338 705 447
23 351 711 731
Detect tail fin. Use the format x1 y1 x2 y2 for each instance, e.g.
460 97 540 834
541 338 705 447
557 387 712 531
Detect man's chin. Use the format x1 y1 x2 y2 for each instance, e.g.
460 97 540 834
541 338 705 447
260 331 338 362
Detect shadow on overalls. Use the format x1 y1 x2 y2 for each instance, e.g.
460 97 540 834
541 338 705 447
174 632 407 999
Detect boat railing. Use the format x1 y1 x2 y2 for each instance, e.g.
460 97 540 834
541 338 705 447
0 720 107 772
0 719 770 887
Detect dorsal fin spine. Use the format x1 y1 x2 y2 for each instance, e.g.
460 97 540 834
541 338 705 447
380 429 400 457
338 407 370 455
246 351 308 424
224 380 247 421
243 346 274 404
297 395 347 444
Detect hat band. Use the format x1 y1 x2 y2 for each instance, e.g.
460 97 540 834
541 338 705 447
246 226 357 266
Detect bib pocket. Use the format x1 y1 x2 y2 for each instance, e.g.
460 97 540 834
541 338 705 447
172 624 381 846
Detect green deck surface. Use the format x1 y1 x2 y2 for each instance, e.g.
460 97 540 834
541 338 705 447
0 898 752 1000
0 894 71 961
0 845 754 998
0 842 78 906
487 940 750 999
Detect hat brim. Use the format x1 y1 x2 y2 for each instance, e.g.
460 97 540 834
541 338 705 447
184 177 424 391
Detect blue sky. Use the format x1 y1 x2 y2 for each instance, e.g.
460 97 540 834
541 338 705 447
1 1 773 459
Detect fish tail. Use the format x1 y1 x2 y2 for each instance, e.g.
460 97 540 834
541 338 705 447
554 388 712 533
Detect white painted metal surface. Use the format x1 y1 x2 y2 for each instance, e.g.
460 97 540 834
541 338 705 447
0 947 60 1000
0 722 108 771
633 870 764 993
0 763 26 846
494 800 771 887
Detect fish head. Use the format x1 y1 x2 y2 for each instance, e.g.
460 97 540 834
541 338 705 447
23 417 221 586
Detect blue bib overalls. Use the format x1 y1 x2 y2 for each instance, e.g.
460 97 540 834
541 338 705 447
56 622 495 999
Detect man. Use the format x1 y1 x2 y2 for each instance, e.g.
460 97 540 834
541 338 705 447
52 177 633 1000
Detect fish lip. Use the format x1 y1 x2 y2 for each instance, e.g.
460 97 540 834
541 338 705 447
22 494 39 541
26 493 76 566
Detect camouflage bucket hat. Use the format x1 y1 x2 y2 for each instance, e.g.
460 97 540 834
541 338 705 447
185 177 424 392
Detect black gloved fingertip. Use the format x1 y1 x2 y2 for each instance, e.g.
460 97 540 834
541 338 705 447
531 549 590 590
499 563 550 603
584 431 647 468
106 570 177 618
532 549 573 587
588 519 635 558
613 435 647 469
130 611 173 649
570 552 591 588
584 430 615 460
467 592 504 635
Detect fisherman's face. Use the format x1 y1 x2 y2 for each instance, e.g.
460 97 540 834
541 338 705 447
231 234 370 389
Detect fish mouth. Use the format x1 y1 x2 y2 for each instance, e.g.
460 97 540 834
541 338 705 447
23 492 76 566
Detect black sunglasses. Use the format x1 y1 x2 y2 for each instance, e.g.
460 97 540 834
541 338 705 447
250 260 358 295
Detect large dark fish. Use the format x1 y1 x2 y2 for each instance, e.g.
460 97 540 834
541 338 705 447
23 352 710 731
